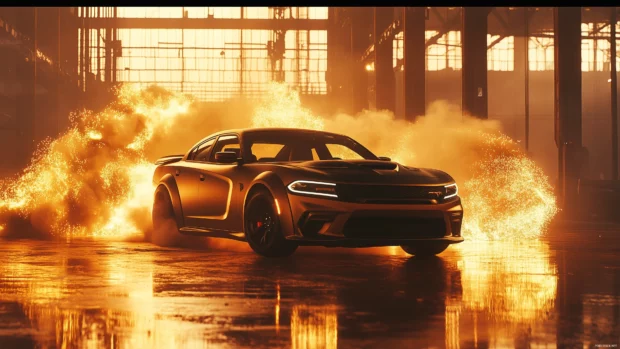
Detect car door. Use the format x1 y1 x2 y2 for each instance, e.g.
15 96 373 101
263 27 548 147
193 134 243 231
178 137 217 227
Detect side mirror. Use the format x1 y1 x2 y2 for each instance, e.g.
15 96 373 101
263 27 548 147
378 156 391 161
215 151 240 164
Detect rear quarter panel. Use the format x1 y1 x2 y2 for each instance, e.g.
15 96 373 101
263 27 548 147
153 164 185 227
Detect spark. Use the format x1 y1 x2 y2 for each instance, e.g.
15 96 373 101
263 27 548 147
87 130 102 140
459 134 558 240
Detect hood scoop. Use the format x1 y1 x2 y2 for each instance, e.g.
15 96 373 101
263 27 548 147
300 160 398 171
358 161 398 171
302 161 352 169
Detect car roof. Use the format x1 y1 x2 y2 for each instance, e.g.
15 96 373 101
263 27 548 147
201 127 349 142
185 128 352 159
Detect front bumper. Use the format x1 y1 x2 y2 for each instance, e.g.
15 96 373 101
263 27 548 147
285 193 464 247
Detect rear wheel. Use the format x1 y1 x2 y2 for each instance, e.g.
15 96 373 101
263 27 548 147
151 185 184 247
244 188 298 257
401 242 450 257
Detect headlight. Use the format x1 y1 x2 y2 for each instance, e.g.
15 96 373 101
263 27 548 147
287 180 338 198
444 183 458 199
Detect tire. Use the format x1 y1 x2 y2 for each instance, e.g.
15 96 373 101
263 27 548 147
244 188 298 257
151 185 184 247
401 242 450 257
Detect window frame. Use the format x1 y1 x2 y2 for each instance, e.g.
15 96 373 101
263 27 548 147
186 136 217 163
209 133 242 164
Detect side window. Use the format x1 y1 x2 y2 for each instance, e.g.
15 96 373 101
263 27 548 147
251 143 285 161
210 135 241 162
191 138 216 162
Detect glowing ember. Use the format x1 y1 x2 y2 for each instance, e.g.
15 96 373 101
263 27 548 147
87 130 103 140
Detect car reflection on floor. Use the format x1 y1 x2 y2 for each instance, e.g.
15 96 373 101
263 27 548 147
0 232 618 349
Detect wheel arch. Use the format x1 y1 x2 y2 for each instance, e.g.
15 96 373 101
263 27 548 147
155 173 185 228
243 171 296 238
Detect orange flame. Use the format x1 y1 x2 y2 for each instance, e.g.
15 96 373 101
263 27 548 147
0 85 191 239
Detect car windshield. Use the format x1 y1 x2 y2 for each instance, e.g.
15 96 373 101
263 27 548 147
243 131 378 163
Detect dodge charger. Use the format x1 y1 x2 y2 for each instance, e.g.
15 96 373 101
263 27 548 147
151 128 464 257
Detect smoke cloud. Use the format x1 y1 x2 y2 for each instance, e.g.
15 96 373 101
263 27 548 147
0 82 557 245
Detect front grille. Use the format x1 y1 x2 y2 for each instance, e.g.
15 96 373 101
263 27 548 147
337 184 446 204
343 215 447 239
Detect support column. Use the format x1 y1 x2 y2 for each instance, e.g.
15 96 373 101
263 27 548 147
461 7 489 119
326 7 351 113
16 8 37 168
351 8 371 113
374 7 395 113
514 9 530 150
403 7 426 121
554 7 582 214
610 7 618 180
104 19 112 83
55 7 61 136
112 7 118 84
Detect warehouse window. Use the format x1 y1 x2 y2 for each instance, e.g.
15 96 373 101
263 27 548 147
487 35 514 71
529 34 554 71
108 7 327 20
393 32 514 72
80 7 328 101
426 30 462 71
116 7 184 18
393 32 403 69
581 22 620 72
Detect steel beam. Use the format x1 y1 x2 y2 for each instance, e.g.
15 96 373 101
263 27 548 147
487 34 505 50
361 17 402 63
461 7 490 119
87 17 328 30
554 7 582 214
424 9 461 48
403 7 426 121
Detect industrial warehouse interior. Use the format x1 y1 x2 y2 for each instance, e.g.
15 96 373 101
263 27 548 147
0 6 619 349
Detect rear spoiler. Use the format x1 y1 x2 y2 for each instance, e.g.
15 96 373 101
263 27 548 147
154 154 184 166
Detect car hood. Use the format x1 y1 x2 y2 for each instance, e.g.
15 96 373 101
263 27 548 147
279 160 454 185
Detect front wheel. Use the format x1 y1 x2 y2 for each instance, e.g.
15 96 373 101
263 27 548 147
401 242 450 257
244 188 298 258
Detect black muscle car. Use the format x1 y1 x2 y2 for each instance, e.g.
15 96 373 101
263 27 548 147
151 128 464 257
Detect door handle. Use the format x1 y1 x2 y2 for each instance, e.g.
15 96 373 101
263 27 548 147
199 174 205 181
175 169 180 176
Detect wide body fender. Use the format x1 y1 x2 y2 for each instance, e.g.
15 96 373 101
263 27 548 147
244 171 297 238
156 173 185 228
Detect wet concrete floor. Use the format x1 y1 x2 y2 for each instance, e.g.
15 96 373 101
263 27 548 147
0 231 618 349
